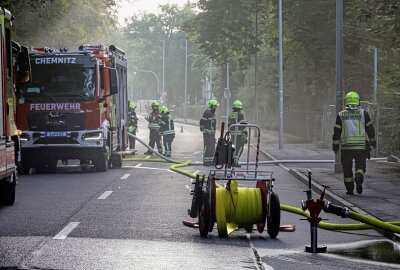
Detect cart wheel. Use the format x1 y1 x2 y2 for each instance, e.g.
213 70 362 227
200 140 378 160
189 175 202 218
199 193 210 237
208 179 216 232
267 192 281 239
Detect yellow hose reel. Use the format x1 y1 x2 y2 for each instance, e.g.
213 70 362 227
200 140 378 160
189 170 281 238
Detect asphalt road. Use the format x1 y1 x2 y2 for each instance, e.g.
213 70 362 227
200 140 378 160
0 119 398 270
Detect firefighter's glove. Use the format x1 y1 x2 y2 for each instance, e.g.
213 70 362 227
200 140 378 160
370 140 376 148
128 126 134 133
332 144 339 152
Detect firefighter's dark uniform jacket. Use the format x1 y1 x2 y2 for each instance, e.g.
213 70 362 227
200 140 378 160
200 109 216 165
332 107 376 191
146 110 162 152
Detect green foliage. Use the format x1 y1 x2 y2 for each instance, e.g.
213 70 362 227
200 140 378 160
4 0 118 48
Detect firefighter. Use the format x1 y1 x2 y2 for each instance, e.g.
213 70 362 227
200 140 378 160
228 100 247 167
332 91 376 195
200 99 218 166
127 101 138 152
159 106 175 157
144 101 163 155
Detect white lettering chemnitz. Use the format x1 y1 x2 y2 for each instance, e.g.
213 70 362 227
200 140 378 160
29 103 81 111
34 57 77 64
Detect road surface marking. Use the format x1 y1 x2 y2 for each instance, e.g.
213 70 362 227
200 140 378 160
247 233 274 270
145 156 151 159
98 190 113 200
134 166 173 172
185 185 191 190
53 222 80 240
193 151 202 155
120 173 131 179
135 163 142 168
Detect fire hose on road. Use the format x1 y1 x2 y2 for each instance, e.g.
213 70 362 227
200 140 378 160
125 132 400 235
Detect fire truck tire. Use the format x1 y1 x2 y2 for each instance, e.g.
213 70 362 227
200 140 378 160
20 160 31 175
94 155 108 172
267 192 281 239
0 172 16 206
111 153 122 168
46 160 57 174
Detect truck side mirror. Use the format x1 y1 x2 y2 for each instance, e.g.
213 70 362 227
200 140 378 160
109 68 118 96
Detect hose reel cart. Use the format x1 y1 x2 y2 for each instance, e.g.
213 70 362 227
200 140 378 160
188 123 281 238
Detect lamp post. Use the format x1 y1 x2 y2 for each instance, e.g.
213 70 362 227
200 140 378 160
160 40 165 96
278 0 284 149
184 33 188 123
134 69 160 96
334 0 343 173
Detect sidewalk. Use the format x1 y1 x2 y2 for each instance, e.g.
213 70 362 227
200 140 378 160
261 143 400 242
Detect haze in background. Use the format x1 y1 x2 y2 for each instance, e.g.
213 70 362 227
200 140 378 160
118 0 196 25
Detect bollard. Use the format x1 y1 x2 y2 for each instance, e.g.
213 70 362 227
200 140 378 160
181 126 184 133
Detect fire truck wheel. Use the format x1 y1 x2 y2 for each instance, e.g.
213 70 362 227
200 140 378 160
0 172 16 206
46 160 57 174
20 160 31 175
93 155 108 172
267 192 281 239
111 153 122 168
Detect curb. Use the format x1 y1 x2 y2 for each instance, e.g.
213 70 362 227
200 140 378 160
259 148 400 243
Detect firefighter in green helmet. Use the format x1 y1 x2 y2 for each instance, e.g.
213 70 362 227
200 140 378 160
228 100 247 167
332 91 376 195
200 99 218 166
159 106 175 157
144 101 163 155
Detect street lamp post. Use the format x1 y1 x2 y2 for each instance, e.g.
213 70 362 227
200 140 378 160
184 33 188 123
160 40 165 96
134 69 160 95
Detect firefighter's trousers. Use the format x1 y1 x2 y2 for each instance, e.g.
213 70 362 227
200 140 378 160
232 135 244 162
149 129 162 152
341 149 367 183
203 133 215 165
163 135 174 156
129 130 136 149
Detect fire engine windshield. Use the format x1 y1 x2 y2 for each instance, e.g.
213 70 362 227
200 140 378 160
21 63 96 102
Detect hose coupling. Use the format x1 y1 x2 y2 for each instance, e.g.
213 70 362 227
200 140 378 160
300 200 307 211
323 201 349 218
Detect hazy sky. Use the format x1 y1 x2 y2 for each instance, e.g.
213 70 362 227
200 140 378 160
118 0 195 25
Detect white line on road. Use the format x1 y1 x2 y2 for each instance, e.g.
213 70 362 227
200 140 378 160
98 190 113 200
53 222 80 240
246 233 274 270
193 151 202 155
120 173 131 179
135 163 142 168
134 166 173 172
185 185 191 190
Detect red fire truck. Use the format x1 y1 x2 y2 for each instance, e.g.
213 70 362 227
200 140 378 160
0 7 20 205
15 44 128 173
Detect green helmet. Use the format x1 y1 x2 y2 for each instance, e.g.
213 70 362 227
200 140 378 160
344 91 360 106
160 106 169 114
151 101 160 109
129 102 136 110
232 100 243 110
208 99 218 109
